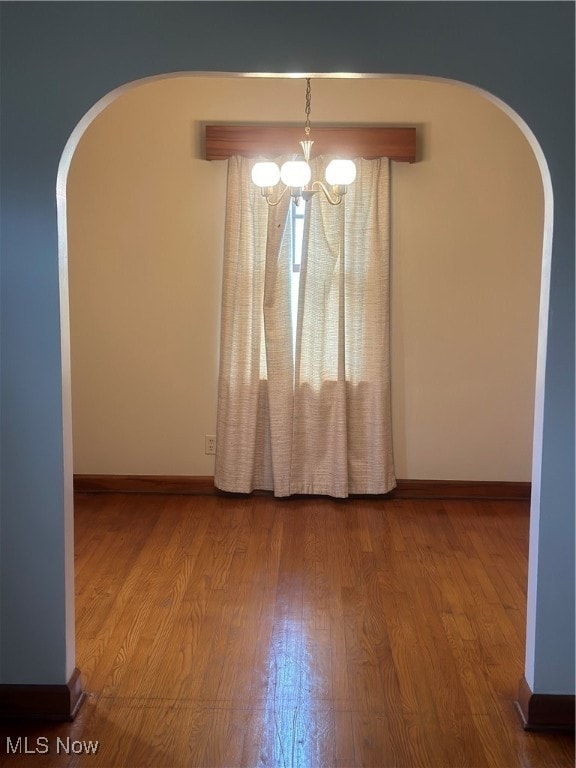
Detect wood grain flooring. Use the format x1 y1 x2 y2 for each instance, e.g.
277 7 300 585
0 494 573 767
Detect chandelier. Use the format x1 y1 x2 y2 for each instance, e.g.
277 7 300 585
251 78 357 206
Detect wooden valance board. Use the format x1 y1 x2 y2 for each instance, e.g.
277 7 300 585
205 125 417 163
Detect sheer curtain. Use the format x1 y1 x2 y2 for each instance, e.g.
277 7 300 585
215 155 396 497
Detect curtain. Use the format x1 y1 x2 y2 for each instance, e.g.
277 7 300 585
215 155 396 498
215 155 292 494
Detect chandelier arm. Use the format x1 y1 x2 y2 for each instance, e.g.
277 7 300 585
261 183 289 207
310 180 343 206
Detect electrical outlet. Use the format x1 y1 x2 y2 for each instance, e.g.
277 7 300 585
205 435 216 455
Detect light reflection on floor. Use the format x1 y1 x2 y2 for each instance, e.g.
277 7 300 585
261 616 316 768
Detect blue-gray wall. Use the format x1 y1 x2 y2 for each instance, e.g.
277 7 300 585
1 2 574 694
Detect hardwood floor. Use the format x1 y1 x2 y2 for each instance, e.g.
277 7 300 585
1 494 573 767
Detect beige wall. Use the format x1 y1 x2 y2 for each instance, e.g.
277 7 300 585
67 76 543 481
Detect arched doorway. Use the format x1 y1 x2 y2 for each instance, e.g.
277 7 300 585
59 72 549 707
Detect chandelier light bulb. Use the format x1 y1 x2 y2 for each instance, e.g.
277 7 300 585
251 162 281 188
325 159 357 187
280 160 312 189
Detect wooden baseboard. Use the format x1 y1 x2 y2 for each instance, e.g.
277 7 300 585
516 675 575 731
0 668 84 721
74 474 530 501
391 479 530 501
74 474 216 495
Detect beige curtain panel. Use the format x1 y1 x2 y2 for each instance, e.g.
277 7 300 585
215 155 396 497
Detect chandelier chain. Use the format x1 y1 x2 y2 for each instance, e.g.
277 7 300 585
304 78 311 136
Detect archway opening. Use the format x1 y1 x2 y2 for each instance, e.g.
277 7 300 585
57 71 552 694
